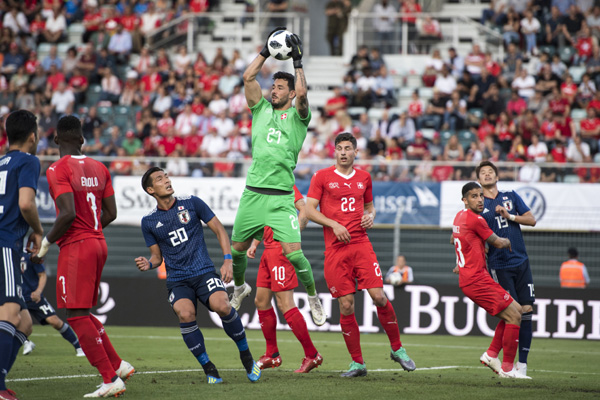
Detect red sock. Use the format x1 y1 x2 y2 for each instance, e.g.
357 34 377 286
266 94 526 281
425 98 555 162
258 308 278 356
90 314 122 371
501 324 520 372
284 307 318 358
487 320 505 358
340 313 363 364
68 316 116 383
376 300 402 351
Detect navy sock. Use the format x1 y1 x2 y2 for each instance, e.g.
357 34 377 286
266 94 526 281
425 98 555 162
59 322 81 349
6 331 26 374
220 308 247 351
519 311 533 364
0 321 16 390
180 322 207 360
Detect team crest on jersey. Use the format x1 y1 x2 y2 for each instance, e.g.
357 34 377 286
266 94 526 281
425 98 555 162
281 113 287 120
357 182 364 189
329 182 339 189
502 200 513 211
178 209 191 224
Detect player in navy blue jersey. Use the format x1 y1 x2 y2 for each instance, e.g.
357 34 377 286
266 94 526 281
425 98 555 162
476 161 537 378
135 167 261 384
0 110 44 400
19 252 84 357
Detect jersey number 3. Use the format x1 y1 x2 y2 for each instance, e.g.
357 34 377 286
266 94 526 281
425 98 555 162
454 238 465 268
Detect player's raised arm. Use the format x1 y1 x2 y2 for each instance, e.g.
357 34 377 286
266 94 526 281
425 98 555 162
486 233 511 251
288 34 309 119
306 197 351 244
205 215 233 284
135 244 163 272
19 186 44 253
101 194 117 228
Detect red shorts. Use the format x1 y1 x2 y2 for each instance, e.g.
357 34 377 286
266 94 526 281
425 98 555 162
256 247 298 292
324 241 383 298
56 238 108 309
461 270 513 316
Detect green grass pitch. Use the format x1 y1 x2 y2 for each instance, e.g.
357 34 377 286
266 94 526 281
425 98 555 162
8 326 600 399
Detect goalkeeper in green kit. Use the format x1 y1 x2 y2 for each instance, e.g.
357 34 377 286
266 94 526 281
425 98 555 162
229 29 326 326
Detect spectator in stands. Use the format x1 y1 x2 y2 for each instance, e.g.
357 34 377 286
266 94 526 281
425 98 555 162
3 6 29 36
325 0 351 56
212 110 235 138
103 125 125 156
141 2 163 36
482 83 504 125
61 47 78 80
41 4 67 44
109 147 134 176
2 42 25 76
502 8 521 48
521 9 542 57
518 109 539 144
481 0 507 27
389 111 415 148
506 89 528 119
352 113 373 141
444 90 468 131
428 131 444 160
69 68 89 106
51 81 75 114
405 130 428 160
82 1 103 43
165 149 190 177
174 103 199 136
481 134 501 161
419 88 445 131
374 65 396 107
14 85 34 110
528 133 549 162
567 134 592 162
588 6 600 41
477 67 498 103
434 64 457 101
464 43 485 78
218 65 241 98
372 0 396 54
41 45 62 73
108 23 133 65
577 72 596 107
400 0 421 54
99 68 122 104
158 126 184 157
407 89 424 122
81 106 104 140
560 247 591 288
354 67 377 108
465 140 483 163
324 86 348 118
536 64 561 97
549 86 571 116
266 0 289 31
458 70 478 108
518 161 541 182
348 45 371 77
503 42 523 82
120 4 143 53
580 107 600 152
418 15 442 54
560 5 585 49
152 85 173 116
446 47 465 80
208 91 228 115
370 48 386 71
173 45 192 76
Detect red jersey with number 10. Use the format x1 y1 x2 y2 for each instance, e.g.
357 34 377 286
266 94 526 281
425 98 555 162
263 185 304 249
47 155 114 247
452 208 494 288
307 166 373 249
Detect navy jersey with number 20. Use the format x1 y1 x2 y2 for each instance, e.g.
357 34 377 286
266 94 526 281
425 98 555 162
141 196 217 282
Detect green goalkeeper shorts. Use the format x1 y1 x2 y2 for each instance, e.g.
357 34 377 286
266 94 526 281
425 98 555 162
232 188 301 244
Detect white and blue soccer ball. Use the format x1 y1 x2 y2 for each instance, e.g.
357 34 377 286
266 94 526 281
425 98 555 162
267 29 293 60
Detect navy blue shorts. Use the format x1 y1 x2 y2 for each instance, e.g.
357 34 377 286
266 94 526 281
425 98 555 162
0 247 26 309
489 260 535 306
26 296 57 325
166 271 226 312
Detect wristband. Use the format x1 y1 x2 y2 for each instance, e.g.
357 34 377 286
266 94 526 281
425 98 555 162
509 214 516 222
293 59 303 69
37 237 51 258
149 261 153 269
224 254 232 260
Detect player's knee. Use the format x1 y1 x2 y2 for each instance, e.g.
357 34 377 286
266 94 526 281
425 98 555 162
47 316 62 329
371 292 388 307
213 299 232 317
177 308 196 323
338 299 354 315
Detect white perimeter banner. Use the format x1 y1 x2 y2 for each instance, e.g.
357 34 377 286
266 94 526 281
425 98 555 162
113 176 246 226
440 182 600 231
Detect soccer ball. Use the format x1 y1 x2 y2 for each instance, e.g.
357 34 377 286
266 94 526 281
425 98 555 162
267 29 293 60
388 272 402 286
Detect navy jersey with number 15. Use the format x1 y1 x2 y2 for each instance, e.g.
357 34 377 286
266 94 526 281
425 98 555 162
481 190 530 269
142 196 217 282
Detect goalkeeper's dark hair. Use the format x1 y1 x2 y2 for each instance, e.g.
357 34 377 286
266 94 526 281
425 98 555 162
5 110 38 145
57 115 83 142
334 132 357 149
273 71 295 90
475 160 498 178
461 182 482 198
141 167 164 194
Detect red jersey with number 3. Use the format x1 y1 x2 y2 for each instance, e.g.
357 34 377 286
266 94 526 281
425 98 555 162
452 208 494 287
308 166 373 249
47 155 114 247
263 185 304 249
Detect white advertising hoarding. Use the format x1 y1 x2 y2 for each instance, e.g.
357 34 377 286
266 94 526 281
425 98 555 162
440 182 600 231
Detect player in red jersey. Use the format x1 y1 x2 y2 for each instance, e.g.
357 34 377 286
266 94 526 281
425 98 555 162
452 182 529 379
247 185 322 373
306 132 415 378
32 116 134 397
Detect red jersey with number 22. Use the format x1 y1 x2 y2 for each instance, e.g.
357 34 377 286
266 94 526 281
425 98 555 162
452 208 494 288
263 185 304 249
308 166 373 249
47 155 114 247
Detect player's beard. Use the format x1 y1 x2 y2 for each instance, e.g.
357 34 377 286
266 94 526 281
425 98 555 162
271 95 288 110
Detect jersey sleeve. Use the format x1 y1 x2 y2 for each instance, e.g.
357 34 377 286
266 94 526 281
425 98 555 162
293 185 303 203
295 106 311 126
512 191 530 215
141 218 157 248
18 156 40 191
48 163 73 198
307 171 323 201
249 96 268 115
473 214 494 241
192 196 216 224
102 164 115 198
364 173 373 204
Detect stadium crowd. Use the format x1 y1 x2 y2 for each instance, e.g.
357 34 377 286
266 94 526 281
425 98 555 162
0 0 599 183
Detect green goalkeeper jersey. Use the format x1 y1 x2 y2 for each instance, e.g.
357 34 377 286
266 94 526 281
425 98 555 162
246 96 311 191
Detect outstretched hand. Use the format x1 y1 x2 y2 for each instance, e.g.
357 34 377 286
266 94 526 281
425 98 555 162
286 33 303 68
260 26 287 58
